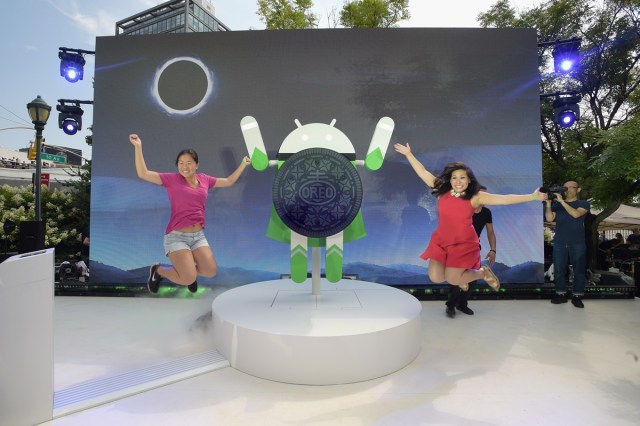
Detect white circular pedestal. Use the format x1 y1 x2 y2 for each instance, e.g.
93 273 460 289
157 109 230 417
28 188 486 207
212 279 422 385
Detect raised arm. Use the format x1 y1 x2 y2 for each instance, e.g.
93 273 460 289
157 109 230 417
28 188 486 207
394 143 436 188
240 116 271 171
129 134 162 185
550 193 588 219
214 157 251 188
544 200 555 222
473 188 547 207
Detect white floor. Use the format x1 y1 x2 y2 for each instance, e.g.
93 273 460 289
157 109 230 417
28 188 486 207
43 291 640 426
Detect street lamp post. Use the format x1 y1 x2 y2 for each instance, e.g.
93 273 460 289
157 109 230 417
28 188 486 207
26 96 51 247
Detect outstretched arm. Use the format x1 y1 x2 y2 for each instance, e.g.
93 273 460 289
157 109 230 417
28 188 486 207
474 188 548 207
394 143 436 188
129 134 162 185
214 156 251 188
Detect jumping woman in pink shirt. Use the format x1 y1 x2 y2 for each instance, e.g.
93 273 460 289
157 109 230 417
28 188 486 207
129 134 250 294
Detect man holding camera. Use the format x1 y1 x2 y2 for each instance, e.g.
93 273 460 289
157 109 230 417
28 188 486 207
544 181 590 308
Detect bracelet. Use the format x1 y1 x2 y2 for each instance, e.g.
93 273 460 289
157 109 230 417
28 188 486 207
489 249 496 253
532 191 539 201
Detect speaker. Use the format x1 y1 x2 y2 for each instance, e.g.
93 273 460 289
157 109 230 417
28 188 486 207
18 221 45 253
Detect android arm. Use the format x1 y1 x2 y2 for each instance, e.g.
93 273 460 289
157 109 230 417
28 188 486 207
241 115 272 171
364 117 394 171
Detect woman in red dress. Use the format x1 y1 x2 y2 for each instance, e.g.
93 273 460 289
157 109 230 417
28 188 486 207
394 142 547 291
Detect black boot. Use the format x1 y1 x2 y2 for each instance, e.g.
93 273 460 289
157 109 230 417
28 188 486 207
456 280 475 315
446 286 460 318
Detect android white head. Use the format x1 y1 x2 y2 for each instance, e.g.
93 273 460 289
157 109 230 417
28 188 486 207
278 119 355 160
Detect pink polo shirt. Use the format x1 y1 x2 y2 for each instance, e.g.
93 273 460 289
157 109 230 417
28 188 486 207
158 172 217 234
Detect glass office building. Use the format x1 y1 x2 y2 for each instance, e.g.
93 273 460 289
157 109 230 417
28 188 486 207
115 0 230 36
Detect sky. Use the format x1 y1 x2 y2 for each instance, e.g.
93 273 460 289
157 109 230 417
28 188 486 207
0 0 539 161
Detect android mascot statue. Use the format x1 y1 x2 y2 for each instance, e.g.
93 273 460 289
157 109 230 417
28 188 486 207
241 116 394 284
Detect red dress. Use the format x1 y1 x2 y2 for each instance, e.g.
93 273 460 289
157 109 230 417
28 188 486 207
421 192 481 269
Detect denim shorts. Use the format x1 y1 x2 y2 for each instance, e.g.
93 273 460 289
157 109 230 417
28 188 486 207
163 230 209 256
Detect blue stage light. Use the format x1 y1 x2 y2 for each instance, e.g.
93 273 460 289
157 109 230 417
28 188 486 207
62 118 79 135
65 68 80 82
552 95 581 128
552 38 581 74
558 58 576 73
558 109 577 127
56 103 84 135
58 51 86 83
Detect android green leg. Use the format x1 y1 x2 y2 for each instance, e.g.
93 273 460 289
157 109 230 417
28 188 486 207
325 233 344 283
290 232 308 283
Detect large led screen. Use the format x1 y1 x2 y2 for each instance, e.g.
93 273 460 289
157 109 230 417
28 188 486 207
91 28 544 287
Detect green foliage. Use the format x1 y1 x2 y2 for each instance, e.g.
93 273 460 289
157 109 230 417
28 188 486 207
0 184 80 258
0 159 89 261
590 114 640 207
61 161 91 234
477 0 519 28
257 0 318 29
480 0 640 207
255 0 410 30
85 125 93 146
339 0 410 28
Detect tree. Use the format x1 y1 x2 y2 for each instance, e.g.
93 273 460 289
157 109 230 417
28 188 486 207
340 0 410 28
69 126 92 239
257 0 318 29
479 0 640 267
85 125 93 146
61 161 91 242
0 184 79 259
591 113 640 210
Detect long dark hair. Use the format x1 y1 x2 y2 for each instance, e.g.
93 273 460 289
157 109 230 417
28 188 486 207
432 162 483 200
175 149 199 166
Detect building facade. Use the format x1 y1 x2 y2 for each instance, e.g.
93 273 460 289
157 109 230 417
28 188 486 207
115 0 230 36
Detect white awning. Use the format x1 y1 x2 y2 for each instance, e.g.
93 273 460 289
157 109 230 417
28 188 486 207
593 204 640 230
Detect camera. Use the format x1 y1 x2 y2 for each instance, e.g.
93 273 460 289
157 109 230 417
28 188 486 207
543 185 567 201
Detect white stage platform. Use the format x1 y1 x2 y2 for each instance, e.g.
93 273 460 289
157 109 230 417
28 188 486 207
212 279 422 385
46 297 640 425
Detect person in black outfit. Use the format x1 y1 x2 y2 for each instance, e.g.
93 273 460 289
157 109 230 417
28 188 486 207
627 228 640 247
545 181 590 308
446 205 496 318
